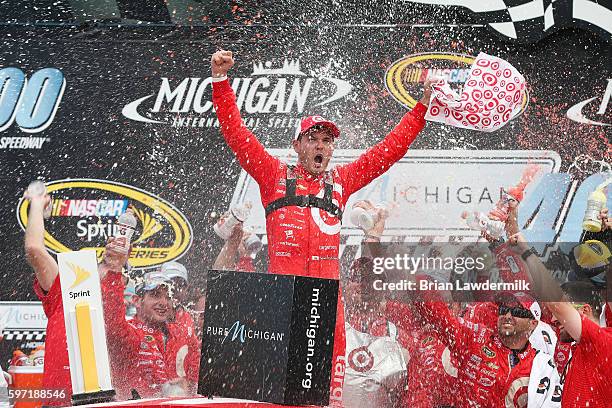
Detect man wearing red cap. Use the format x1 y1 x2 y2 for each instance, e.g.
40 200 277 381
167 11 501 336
211 50 431 279
211 49 431 405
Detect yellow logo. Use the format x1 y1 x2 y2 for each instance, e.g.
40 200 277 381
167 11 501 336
68 262 91 288
17 179 193 270
385 52 529 113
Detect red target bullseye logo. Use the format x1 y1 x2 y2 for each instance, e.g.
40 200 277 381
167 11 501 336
452 111 463 120
483 89 493 99
506 82 516 92
348 346 375 373
430 106 440 115
466 113 480 124
485 100 496 109
482 73 497 86
384 52 528 118
502 108 512 122
482 117 491 126
472 89 483 100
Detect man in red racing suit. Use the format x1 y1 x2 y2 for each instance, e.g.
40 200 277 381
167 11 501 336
102 271 200 399
211 50 431 406
412 277 541 408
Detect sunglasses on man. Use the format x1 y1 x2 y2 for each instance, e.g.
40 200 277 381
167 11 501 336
498 304 534 319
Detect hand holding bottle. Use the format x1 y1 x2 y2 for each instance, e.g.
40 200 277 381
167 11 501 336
24 180 52 219
350 200 388 237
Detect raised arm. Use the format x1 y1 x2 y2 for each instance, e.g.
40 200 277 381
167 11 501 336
505 203 583 340
338 80 433 197
382 262 472 352
212 221 244 270
211 50 279 194
100 269 138 350
23 191 57 291
410 276 474 352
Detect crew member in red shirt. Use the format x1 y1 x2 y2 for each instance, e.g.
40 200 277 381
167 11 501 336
508 204 612 407
411 283 542 408
23 189 129 406
158 261 201 382
101 270 201 399
211 49 432 405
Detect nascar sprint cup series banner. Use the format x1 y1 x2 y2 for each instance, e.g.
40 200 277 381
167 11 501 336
0 27 609 298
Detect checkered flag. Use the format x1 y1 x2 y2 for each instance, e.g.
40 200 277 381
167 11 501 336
406 0 611 43
1 329 46 341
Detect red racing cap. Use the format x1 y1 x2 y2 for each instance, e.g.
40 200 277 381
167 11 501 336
295 115 340 140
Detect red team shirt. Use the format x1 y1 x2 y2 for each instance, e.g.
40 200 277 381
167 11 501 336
33 276 72 406
560 315 612 408
383 301 458 408
101 273 201 399
413 292 536 408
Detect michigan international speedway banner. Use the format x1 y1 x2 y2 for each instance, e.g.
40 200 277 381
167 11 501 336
0 2 610 366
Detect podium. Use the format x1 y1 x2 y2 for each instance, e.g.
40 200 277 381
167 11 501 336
198 270 339 406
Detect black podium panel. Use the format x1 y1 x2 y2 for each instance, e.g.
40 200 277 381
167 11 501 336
199 270 339 406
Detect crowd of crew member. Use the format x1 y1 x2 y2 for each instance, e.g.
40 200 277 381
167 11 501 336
22 185 612 407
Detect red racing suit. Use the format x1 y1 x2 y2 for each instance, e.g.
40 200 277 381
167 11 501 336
212 78 426 278
413 279 536 408
101 273 200 400
384 301 458 408
213 78 426 405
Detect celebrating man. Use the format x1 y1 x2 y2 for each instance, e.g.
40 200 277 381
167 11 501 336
101 270 201 399
211 50 430 278
211 49 431 404
506 204 612 407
